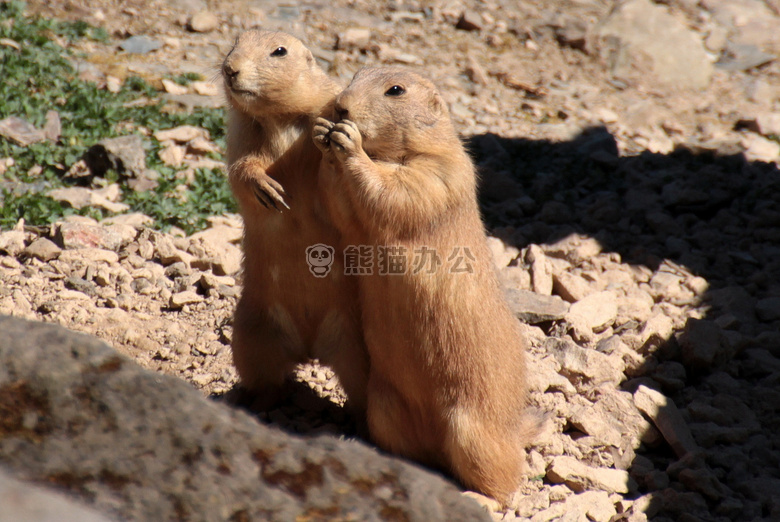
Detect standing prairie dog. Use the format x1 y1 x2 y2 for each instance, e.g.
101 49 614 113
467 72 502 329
313 67 534 503
223 30 368 413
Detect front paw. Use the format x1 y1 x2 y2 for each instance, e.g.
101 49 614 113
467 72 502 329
313 117 335 154
252 174 289 212
329 120 362 162
229 158 289 212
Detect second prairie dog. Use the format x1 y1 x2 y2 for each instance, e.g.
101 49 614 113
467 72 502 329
313 67 534 503
223 30 368 412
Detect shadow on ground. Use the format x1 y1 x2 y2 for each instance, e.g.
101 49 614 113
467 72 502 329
470 128 780 520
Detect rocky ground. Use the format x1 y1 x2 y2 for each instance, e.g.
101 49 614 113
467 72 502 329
2 0 780 520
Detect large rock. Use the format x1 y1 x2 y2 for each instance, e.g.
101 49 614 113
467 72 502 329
593 0 713 89
0 316 490 522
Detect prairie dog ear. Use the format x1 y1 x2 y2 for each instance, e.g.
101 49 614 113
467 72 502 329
418 90 443 126
430 90 443 118
304 48 314 65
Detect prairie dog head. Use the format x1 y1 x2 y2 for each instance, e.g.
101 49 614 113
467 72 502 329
334 67 454 157
222 30 332 118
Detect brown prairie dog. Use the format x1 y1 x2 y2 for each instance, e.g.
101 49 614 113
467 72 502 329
223 30 368 413
313 67 534 503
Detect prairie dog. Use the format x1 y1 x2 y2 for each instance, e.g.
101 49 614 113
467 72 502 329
313 67 534 502
223 30 368 412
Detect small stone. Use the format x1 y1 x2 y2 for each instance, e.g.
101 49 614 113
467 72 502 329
190 81 219 96
189 11 219 33
159 144 186 167
161 79 188 96
684 276 709 296
60 289 91 301
741 134 780 163
547 456 634 494
513 489 550 518
456 11 482 31
119 35 161 54
48 186 130 213
632 493 663 518
465 54 489 85
526 245 553 295
0 230 26 256
43 110 61 141
106 76 122 93
553 271 593 303
56 223 125 251
486 236 519 268
462 491 500 512
66 276 98 297
23 237 61 261
189 225 242 246
200 272 236 290
544 234 602 265
154 125 208 143
527 355 577 396
717 43 774 72
170 290 204 308
505 288 569 324
337 28 371 50
636 313 675 351
633 385 698 458
0 116 46 146
679 318 731 371
186 136 220 155
617 289 654 323
101 213 154 228
564 490 617 521
83 135 147 179
740 113 780 137
546 337 624 387
566 291 618 331
0 157 14 175
569 402 624 447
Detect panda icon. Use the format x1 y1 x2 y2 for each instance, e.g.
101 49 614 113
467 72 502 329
306 244 335 277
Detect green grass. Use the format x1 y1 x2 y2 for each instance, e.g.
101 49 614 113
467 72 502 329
0 1 234 233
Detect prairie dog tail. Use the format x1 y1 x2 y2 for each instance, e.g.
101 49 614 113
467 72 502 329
445 406 538 504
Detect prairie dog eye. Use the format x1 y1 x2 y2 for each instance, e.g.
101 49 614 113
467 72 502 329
385 85 405 96
271 47 287 57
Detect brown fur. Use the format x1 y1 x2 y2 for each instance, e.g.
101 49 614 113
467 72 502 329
223 30 368 413
313 67 534 503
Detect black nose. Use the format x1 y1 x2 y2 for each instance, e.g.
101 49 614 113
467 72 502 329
335 103 348 120
223 63 238 84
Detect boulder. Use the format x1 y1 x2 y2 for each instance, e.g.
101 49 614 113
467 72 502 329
0 316 490 522
593 0 713 89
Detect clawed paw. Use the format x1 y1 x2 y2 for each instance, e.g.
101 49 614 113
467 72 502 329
313 117 334 154
329 120 362 161
253 175 289 212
